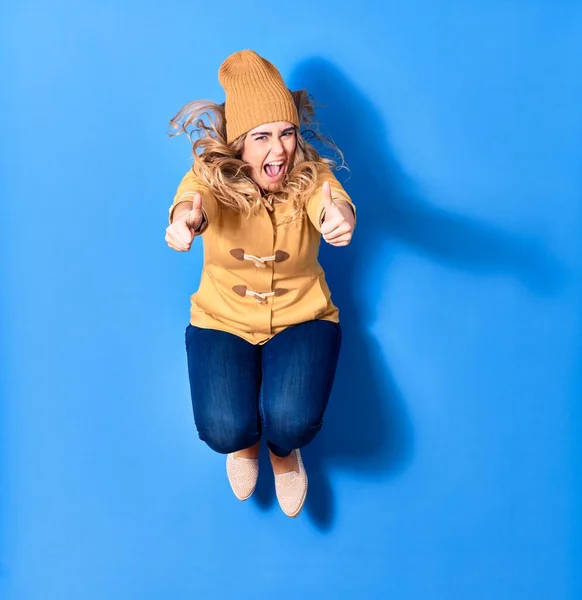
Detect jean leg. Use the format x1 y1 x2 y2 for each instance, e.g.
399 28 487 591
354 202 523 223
260 320 342 457
185 325 262 454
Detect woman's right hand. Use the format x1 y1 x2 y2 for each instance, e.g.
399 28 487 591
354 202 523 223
165 192 204 252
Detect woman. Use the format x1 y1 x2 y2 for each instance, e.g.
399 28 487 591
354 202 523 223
165 50 356 517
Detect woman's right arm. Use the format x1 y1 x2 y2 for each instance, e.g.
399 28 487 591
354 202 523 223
165 170 215 252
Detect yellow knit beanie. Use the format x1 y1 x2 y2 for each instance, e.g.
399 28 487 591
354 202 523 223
218 50 300 143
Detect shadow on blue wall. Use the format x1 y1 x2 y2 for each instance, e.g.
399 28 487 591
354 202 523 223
252 58 563 531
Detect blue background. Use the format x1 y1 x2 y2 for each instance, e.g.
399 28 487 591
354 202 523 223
2 1 581 599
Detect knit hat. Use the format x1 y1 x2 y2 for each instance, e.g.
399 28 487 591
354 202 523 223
218 50 299 143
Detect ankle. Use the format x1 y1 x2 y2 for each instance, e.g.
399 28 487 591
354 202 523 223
233 442 260 460
269 449 299 475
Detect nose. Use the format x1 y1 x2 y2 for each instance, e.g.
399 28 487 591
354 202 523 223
270 136 285 155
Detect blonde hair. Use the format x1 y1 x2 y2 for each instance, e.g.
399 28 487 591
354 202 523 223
168 90 345 218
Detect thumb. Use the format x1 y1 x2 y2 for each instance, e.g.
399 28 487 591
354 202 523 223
322 181 334 209
184 192 203 228
321 180 338 221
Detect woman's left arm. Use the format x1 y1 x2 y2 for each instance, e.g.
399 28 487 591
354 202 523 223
319 181 356 247
305 171 357 246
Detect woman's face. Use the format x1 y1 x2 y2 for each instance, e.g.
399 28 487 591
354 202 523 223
241 121 297 191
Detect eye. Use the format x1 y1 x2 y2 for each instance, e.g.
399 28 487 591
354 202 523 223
282 130 295 137
254 135 267 141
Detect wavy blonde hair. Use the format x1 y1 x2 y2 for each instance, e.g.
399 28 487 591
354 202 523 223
168 90 345 218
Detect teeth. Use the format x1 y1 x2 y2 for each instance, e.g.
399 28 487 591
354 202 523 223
266 161 284 166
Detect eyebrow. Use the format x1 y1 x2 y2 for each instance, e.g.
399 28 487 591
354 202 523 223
251 127 295 137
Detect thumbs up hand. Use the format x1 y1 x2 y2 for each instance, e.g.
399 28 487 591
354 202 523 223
320 181 355 247
165 192 205 252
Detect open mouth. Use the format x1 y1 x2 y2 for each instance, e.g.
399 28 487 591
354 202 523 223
264 160 285 180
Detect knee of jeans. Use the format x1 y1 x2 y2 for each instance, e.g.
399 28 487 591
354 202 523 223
267 418 323 449
196 417 258 455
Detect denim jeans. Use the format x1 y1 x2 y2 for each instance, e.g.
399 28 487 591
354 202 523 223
185 319 342 457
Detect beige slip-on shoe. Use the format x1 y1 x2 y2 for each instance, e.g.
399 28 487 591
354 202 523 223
274 449 308 518
226 454 259 501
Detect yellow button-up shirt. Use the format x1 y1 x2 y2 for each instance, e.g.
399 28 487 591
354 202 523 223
169 166 356 344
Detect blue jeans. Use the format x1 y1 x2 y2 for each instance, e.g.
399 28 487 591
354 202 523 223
185 320 342 457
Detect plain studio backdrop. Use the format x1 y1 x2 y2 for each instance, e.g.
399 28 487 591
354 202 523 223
2 1 581 599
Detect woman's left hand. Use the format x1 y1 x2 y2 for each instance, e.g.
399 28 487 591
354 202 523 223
320 181 355 247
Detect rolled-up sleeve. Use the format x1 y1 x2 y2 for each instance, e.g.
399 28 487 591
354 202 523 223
305 168 356 233
168 169 218 228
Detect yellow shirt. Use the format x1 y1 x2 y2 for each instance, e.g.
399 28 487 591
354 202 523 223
169 166 356 345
